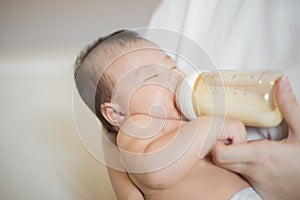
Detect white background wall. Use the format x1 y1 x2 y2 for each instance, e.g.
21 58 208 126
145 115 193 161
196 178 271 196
0 0 161 199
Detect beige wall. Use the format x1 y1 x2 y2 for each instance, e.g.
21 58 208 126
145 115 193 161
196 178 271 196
0 0 160 199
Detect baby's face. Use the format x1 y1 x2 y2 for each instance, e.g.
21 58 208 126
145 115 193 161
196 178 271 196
108 41 184 121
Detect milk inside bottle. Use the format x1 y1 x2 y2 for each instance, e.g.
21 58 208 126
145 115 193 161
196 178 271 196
176 70 283 127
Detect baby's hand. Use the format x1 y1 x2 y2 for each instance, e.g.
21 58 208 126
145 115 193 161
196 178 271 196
198 116 247 158
218 117 247 144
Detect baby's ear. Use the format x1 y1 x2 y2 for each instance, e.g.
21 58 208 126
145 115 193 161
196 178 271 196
101 102 125 127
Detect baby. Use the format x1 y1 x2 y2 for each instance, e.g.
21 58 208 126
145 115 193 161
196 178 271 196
74 30 261 199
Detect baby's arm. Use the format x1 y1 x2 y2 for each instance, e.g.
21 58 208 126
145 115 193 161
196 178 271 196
117 115 246 189
107 167 144 200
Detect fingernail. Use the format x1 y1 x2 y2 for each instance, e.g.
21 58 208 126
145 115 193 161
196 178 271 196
279 75 291 91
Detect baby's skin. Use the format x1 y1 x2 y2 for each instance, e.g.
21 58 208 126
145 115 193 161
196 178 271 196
117 114 249 200
104 40 250 199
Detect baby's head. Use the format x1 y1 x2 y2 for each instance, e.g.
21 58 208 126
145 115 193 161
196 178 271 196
74 30 183 135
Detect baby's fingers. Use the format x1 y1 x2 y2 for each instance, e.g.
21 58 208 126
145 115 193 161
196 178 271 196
221 118 247 144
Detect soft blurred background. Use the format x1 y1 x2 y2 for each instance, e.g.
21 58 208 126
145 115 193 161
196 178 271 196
0 0 161 199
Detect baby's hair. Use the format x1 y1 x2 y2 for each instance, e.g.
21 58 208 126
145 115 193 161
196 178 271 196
74 30 144 135
74 30 138 79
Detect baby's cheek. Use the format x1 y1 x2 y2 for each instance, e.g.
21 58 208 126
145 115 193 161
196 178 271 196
128 87 154 115
128 85 170 118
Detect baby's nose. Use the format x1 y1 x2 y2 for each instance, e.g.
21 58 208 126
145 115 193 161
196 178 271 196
166 71 184 92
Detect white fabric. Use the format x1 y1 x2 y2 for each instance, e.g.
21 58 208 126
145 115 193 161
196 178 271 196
246 123 288 141
231 187 262 200
246 124 288 141
147 0 300 102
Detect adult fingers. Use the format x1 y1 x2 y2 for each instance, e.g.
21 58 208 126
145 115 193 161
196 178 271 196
276 76 300 139
211 140 270 175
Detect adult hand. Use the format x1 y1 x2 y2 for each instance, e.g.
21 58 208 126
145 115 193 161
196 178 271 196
212 76 300 200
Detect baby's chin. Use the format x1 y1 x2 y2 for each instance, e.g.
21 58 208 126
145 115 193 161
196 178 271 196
146 109 185 121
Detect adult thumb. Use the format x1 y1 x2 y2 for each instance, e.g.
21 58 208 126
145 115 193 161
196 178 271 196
211 141 266 176
276 75 300 138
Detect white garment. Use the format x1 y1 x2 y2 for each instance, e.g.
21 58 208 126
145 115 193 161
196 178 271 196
147 0 300 102
247 122 288 141
231 187 262 200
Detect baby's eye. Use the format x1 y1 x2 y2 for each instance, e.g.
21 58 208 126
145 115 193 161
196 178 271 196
144 74 159 82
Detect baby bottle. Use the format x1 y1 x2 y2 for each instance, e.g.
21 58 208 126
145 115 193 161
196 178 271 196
176 70 283 127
